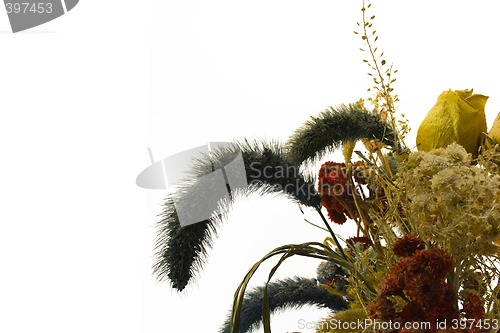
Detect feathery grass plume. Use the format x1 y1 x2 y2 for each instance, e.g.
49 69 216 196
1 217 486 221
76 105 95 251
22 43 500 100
287 104 397 165
316 261 349 294
154 140 320 291
219 277 348 333
153 196 215 291
237 139 321 208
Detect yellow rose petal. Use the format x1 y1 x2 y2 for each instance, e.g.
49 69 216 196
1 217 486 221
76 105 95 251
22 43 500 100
416 89 487 158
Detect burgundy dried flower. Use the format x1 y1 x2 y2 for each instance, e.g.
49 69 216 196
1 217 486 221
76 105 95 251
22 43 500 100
393 233 426 257
463 293 485 321
369 237 458 331
320 194 349 224
409 248 453 280
404 275 444 308
318 162 352 224
317 161 371 224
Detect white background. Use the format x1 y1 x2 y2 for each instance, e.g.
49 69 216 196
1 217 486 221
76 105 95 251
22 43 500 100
1 1 500 333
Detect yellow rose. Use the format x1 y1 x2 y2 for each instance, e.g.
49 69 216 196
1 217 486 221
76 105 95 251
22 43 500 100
487 112 500 145
416 89 488 157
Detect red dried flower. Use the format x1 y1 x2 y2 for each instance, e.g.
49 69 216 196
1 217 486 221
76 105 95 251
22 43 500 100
405 275 444 308
318 162 348 191
318 162 352 224
409 248 453 280
463 293 485 321
317 161 373 224
369 241 458 329
393 233 426 257
399 301 426 322
368 297 396 321
320 193 349 224
425 295 459 323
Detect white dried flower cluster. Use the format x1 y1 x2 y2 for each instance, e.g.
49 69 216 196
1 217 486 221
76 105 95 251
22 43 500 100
398 143 500 257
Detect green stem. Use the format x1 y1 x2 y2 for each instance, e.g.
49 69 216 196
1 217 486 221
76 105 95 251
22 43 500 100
361 0 392 112
316 207 348 261
303 218 329 232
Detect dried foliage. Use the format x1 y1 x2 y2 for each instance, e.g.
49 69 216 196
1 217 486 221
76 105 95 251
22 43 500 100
152 1 500 332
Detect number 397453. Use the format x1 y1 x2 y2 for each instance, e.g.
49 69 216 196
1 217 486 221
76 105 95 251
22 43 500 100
5 3 53 14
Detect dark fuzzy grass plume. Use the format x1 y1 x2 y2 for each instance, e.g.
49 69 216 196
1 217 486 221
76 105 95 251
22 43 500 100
287 104 397 165
219 276 348 333
154 140 320 291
